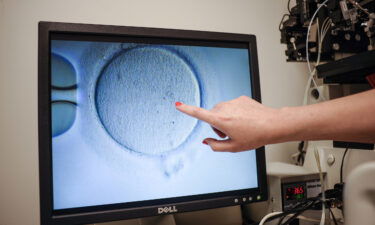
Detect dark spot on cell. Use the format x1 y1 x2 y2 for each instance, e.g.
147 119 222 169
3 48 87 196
171 121 175 124
164 171 171 178
163 97 166 100
173 160 184 172
165 90 174 98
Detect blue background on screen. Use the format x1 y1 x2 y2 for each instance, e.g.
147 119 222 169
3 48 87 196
51 40 258 210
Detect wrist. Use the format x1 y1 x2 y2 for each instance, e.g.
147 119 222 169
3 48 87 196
270 106 303 144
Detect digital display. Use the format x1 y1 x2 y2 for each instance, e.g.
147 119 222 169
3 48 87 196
285 185 305 200
282 182 307 210
51 40 258 210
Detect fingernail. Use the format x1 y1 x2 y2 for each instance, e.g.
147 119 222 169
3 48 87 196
175 102 182 107
202 140 208 145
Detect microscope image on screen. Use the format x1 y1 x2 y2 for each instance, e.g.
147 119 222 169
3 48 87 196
50 40 258 210
95 46 201 156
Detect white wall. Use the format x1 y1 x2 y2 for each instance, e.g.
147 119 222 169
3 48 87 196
0 0 309 224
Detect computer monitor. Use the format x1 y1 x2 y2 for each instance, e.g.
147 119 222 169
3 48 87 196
38 21 267 225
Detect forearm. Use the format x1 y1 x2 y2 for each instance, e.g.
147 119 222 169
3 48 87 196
274 89 375 143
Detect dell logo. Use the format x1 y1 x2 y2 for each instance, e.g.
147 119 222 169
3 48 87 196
158 206 178 214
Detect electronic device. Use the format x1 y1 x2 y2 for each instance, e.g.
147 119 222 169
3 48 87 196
245 163 326 225
280 0 375 62
266 168 323 215
280 0 375 152
280 176 322 211
38 21 268 225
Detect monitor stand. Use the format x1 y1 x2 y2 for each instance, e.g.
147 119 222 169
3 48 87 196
138 214 176 225
93 205 243 225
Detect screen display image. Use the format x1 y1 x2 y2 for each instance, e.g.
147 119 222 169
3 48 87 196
50 39 258 211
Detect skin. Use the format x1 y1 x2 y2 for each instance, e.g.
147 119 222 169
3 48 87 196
175 89 375 152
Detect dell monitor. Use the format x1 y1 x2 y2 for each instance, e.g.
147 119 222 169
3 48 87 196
38 21 267 225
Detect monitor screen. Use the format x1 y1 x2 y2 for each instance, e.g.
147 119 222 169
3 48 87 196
38 22 267 225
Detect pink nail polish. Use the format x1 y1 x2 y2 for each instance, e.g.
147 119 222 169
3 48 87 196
175 102 182 107
202 140 208 145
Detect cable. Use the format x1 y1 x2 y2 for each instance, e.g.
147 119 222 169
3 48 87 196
259 197 322 225
280 199 321 225
314 149 326 225
302 17 332 105
296 215 322 223
277 197 312 224
299 7 332 169
278 216 286 225
259 212 283 225
329 207 339 225
303 0 330 106
277 198 321 225
340 148 349 183
306 0 329 76
300 3 331 171
288 0 292 14
275 191 341 225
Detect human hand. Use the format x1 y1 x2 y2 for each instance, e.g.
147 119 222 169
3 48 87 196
175 96 282 152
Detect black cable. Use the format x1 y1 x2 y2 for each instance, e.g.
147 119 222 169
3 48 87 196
277 214 287 225
288 0 292 14
277 199 312 225
263 211 292 223
283 200 336 225
329 207 339 225
280 212 302 225
340 148 349 183
258 210 297 225
251 197 321 225
268 199 320 224
297 141 306 165
273 191 341 225
280 199 321 225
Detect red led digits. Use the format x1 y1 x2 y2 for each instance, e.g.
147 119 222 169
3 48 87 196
294 186 304 195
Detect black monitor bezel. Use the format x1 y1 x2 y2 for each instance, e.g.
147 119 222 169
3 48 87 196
38 21 267 225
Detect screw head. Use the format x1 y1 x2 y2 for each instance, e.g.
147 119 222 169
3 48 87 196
327 154 335 166
332 43 340 50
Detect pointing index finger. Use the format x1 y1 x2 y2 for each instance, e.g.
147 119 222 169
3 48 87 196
175 102 217 126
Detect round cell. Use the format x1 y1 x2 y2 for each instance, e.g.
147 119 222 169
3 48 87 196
51 101 77 137
95 47 201 155
51 53 77 89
